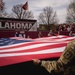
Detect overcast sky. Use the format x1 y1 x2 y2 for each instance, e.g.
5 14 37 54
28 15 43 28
3 0 71 24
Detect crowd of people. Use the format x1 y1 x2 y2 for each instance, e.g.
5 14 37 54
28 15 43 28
47 23 75 37
14 23 75 38
14 30 75 39
56 23 75 32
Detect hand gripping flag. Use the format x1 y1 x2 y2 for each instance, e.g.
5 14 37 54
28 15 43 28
0 35 75 67
22 1 28 10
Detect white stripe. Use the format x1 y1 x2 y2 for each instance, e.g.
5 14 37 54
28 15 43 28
0 46 65 57
0 42 62 52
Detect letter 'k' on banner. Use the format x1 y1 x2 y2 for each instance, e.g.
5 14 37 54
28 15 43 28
22 1 28 10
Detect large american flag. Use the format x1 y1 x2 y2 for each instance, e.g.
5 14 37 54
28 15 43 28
0 35 75 67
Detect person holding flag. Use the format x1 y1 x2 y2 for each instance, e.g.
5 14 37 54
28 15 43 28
33 39 75 75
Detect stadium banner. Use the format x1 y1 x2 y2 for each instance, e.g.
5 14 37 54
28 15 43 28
0 17 37 31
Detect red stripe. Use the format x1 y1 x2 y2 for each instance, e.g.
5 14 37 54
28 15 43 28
0 52 62 67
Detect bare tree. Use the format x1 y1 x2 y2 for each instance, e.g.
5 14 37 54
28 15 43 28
0 0 6 17
66 0 75 23
38 6 58 25
51 11 59 24
12 4 34 19
0 0 4 12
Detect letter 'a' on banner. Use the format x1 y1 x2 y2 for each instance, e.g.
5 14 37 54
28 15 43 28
22 1 28 10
